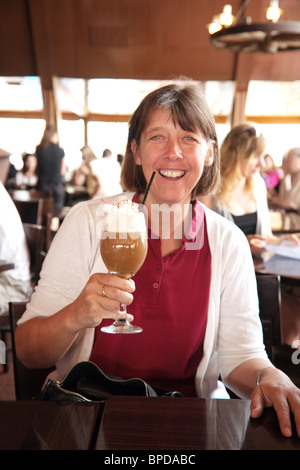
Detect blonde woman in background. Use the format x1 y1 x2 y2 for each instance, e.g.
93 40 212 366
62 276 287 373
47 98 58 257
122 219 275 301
208 123 299 256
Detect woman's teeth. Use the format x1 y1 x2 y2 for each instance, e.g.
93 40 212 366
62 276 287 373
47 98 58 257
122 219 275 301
159 170 185 178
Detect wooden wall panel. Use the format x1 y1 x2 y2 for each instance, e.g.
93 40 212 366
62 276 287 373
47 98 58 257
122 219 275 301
0 0 299 134
1 0 300 89
0 0 36 76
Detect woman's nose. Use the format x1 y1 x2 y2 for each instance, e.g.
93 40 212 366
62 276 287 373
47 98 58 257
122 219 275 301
165 138 183 160
259 155 266 168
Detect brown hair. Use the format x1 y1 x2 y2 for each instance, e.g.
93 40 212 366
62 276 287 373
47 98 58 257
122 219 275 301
121 81 220 198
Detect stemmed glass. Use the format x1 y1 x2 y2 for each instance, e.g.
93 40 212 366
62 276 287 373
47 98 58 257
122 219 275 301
100 200 148 334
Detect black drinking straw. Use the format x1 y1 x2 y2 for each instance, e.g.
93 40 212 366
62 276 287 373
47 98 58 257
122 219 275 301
141 171 156 206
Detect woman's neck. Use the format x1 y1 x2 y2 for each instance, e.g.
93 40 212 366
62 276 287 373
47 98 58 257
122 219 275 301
144 200 190 238
140 193 193 255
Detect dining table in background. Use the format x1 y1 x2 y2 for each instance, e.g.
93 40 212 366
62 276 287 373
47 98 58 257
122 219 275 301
255 251 300 285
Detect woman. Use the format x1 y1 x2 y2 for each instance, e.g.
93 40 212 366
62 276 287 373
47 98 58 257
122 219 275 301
15 82 300 437
211 124 299 255
14 153 38 189
35 124 66 217
261 153 284 196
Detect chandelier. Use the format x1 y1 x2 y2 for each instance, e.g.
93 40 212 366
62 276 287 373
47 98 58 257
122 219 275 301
208 0 300 53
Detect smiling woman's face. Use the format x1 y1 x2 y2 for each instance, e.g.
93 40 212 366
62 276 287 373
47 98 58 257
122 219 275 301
131 108 214 208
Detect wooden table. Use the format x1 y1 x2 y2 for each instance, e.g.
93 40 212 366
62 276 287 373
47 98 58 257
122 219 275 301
0 401 102 450
0 260 14 273
96 397 300 450
1 397 299 451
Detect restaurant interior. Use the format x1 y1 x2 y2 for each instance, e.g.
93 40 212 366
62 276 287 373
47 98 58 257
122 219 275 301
1 0 300 450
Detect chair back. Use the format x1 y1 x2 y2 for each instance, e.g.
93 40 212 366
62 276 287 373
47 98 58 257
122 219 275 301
23 223 46 283
12 197 54 226
256 274 282 360
9 301 54 400
30 189 53 199
13 199 42 225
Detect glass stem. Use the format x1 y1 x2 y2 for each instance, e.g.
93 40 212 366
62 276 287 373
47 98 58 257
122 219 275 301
116 303 128 323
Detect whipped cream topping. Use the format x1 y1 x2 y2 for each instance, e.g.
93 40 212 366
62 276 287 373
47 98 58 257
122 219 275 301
104 199 146 233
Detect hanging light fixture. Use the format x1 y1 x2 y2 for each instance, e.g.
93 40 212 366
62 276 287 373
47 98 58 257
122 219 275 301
266 0 282 22
218 4 236 27
208 0 300 53
208 15 223 34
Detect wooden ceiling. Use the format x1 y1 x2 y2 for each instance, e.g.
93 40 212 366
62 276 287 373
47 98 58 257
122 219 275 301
1 0 300 124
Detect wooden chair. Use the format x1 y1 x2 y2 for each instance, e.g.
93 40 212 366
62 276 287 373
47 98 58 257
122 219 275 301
12 199 42 225
23 223 46 284
9 301 54 400
12 197 54 225
0 314 10 372
12 195 54 251
29 189 53 199
256 273 300 387
256 274 282 361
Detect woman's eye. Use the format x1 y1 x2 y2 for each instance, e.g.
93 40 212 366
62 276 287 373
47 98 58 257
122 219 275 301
184 136 197 142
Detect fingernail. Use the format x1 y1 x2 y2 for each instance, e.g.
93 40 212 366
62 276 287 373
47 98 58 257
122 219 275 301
283 427 292 437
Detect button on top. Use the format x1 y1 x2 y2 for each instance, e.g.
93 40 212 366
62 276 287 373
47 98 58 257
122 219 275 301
153 282 159 289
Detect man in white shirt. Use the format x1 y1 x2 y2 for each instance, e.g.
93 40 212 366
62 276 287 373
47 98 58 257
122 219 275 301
0 182 32 314
89 148 122 198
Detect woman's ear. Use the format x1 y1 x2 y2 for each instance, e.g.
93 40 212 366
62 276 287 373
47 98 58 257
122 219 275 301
204 140 215 167
131 139 141 165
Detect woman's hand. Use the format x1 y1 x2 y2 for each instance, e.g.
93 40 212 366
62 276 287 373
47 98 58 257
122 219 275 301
69 272 136 331
246 234 267 255
281 233 300 245
15 272 136 369
250 367 300 437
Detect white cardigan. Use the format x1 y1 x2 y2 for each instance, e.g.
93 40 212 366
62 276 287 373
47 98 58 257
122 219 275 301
19 192 268 398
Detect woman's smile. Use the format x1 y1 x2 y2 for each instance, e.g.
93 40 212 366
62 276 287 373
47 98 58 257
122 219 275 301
158 169 186 179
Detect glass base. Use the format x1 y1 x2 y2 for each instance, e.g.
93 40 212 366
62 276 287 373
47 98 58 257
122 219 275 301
101 319 143 334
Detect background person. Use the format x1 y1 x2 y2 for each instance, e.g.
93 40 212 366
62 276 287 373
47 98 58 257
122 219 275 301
208 124 300 255
0 182 32 314
89 148 122 198
15 153 38 189
35 124 66 218
270 147 300 231
261 153 284 197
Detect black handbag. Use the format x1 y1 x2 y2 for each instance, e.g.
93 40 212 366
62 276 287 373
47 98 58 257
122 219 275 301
35 361 183 403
